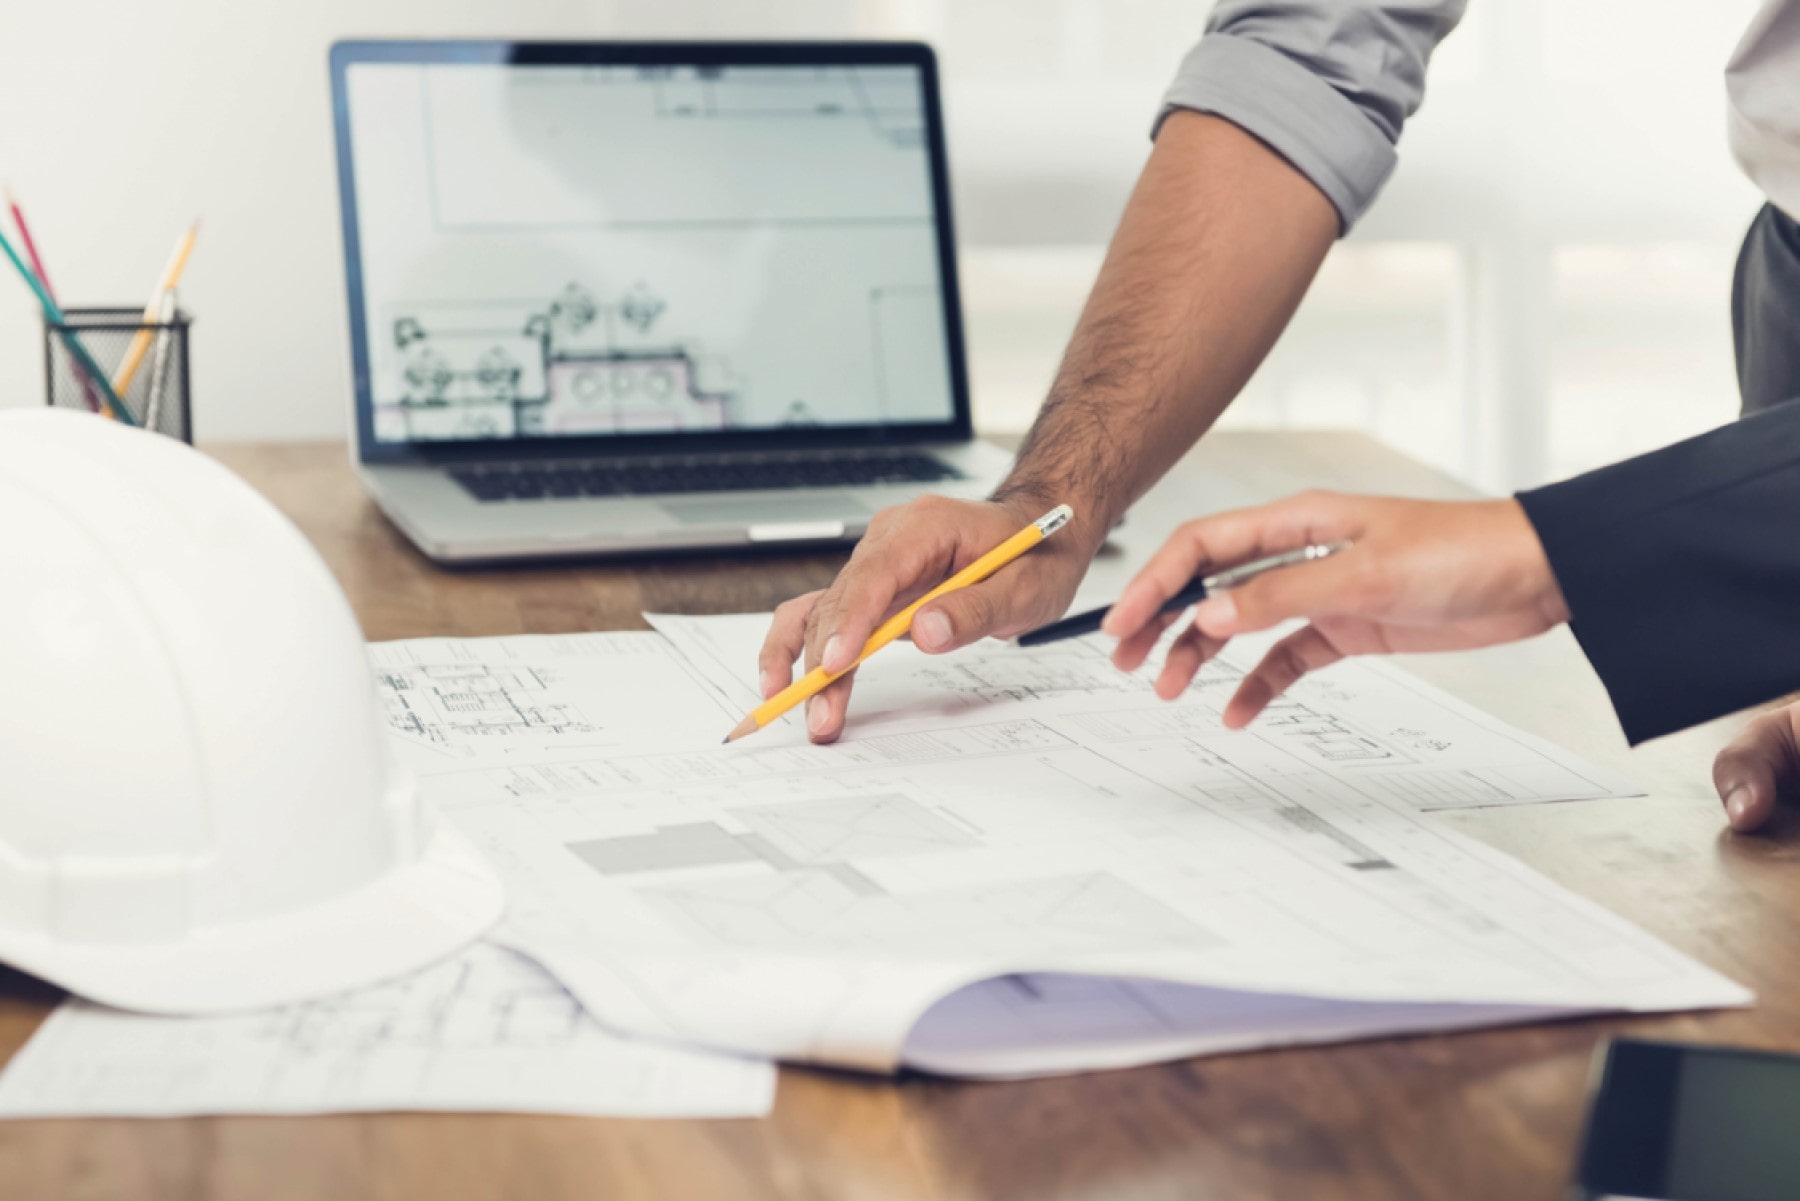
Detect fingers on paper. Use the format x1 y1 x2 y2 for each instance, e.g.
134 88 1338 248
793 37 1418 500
1111 610 1182 673
807 506 955 675
1153 620 1227 700
803 670 858 745
1223 624 1344 728
759 591 820 698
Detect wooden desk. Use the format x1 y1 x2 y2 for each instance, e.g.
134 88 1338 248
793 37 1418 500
3 432 1794 1201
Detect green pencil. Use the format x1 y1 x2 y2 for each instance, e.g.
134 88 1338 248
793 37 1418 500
0 224 135 425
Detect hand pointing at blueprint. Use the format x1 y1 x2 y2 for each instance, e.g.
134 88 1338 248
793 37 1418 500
372 616 1745 1078
1101 494 1569 725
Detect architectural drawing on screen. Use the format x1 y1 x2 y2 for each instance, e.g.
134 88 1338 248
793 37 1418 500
643 64 926 148
378 282 742 440
353 62 954 444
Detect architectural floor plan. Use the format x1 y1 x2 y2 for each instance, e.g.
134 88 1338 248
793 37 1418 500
376 617 1746 1077
0 944 773 1118
348 61 955 444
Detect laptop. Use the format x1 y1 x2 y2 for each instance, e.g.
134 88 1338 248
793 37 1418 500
328 39 1010 563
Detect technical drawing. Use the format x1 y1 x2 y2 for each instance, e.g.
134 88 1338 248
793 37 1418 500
378 662 595 746
647 65 926 148
906 643 1254 707
566 795 979 881
402 348 454 401
1373 769 1512 812
1067 705 1226 742
550 282 599 332
0 942 774 1118
262 948 588 1055
910 647 1141 704
869 284 946 420
618 282 666 332
735 794 979 863
569 822 763 876
368 620 1732 1078
1262 805 1394 873
1068 694 1411 766
1257 699 1412 766
377 282 739 440
641 870 1215 957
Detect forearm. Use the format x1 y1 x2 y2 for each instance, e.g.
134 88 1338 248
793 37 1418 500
991 111 1337 546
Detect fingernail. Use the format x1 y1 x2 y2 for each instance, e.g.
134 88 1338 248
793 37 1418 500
1726 786 1753 826
914 608 953 652
1193 593 1237 634
822 635 848 673
760 669 781 698
807 696 830 736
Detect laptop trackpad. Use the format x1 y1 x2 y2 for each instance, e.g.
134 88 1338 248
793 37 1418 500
659 493 871 526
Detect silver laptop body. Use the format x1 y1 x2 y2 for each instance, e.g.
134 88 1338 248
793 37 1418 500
329 39 1009 563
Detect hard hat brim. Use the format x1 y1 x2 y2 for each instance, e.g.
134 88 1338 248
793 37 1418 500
0 823 504 1015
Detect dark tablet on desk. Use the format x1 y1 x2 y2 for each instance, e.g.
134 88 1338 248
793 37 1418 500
1573 1038 1800 1201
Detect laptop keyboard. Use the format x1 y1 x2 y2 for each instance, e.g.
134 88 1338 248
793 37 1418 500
449 452 965 502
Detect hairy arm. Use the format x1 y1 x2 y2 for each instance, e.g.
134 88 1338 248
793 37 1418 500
762 111 1338 742
990 110 1339 539
759 4 1467 743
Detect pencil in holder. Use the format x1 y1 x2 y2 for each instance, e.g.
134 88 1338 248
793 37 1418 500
44 305 194 442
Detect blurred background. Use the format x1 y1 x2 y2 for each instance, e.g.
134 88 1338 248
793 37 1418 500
0 0 1767 492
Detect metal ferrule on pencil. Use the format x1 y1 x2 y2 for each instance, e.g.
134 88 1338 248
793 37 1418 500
1034 504 1075 538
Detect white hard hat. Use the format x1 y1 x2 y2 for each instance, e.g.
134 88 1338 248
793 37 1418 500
0 409 502 1014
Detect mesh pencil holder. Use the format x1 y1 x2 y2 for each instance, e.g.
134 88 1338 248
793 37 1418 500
44 306 193 442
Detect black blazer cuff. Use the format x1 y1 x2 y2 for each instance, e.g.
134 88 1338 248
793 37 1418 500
1516 402 1800 744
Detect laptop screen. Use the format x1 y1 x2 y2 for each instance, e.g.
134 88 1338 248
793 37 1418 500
337 49 963 455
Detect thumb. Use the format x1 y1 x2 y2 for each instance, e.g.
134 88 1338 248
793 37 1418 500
1712 708 1800 833
910 577 1036 655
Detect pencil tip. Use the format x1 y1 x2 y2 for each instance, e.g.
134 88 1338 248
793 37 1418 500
722 716 759 744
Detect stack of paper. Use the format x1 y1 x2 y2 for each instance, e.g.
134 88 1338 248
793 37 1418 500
373 616 1750 1077
0 615 1748 1111
0 943 773 1118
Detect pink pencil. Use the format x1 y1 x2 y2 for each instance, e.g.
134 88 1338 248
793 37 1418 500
6 186 101 413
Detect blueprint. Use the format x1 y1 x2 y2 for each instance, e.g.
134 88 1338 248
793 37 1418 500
0 943 773 1118
371 631 728 766
645 612 1642 814
344 61 954 443
383 618 1748 1077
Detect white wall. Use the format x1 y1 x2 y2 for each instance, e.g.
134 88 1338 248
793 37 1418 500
0 0 1774 493
937 0 1769 490
0 0 945 441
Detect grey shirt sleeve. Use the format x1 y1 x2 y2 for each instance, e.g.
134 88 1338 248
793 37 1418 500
1155 1 1468 232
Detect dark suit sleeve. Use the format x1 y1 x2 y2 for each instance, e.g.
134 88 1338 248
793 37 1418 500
1515 401 1800 745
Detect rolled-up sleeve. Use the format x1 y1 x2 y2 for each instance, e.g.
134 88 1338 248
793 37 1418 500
1155 1 1468 232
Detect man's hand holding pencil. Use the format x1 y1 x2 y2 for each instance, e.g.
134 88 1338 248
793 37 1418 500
755 495 1103 744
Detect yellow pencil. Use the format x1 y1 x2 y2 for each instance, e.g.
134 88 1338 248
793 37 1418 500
111 219 199 399
724 504 1074 744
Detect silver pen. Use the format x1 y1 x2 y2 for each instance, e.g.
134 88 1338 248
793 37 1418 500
1016 541 1353 647
1200 541 1352 592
